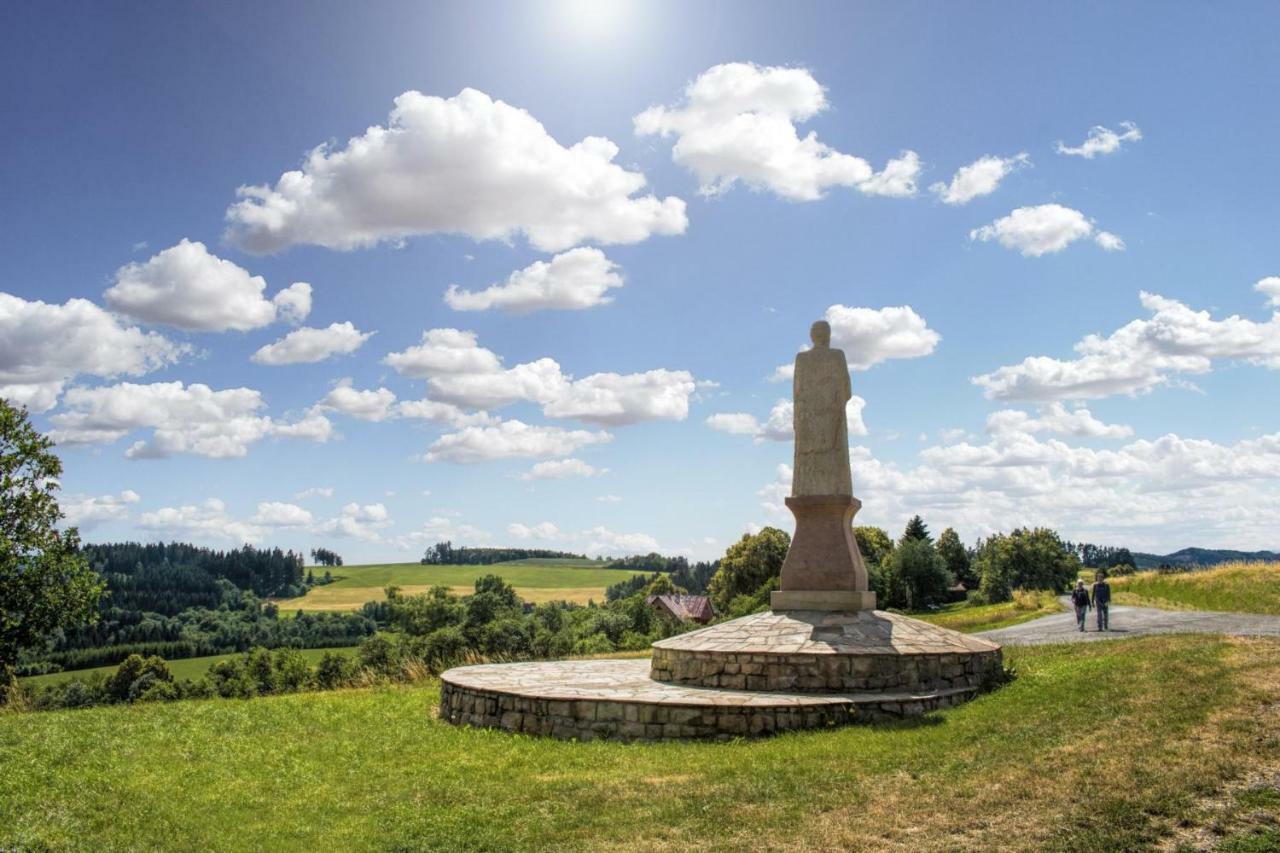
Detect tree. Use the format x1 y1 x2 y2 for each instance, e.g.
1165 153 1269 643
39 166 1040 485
974 528 1082 603
900 515 932 545
881 538 953 610
0 399 105 698
853 526 894 568
935 528 976 589
706 527 790 611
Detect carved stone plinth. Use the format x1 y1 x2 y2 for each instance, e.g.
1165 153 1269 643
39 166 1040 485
771 494 875 612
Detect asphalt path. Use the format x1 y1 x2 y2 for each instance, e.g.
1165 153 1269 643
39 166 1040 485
977 596 1280 646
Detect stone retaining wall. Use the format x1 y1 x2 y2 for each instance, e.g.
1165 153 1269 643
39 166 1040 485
649 647 1003 694
438 681 976 742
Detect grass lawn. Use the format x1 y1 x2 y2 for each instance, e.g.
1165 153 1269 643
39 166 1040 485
19 646 361 690
279 561 652 611
4 635 1280 850
1110 561 1280 615
910 589 1063 633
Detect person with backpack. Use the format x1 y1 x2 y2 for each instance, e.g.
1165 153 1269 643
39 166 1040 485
1070 580 1091 632
1091 570 1112 631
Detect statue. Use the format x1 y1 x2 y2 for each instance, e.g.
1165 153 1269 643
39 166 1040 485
792 321 853 497
771 320 875 612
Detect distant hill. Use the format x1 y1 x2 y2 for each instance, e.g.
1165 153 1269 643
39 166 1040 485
1132 547 1280 569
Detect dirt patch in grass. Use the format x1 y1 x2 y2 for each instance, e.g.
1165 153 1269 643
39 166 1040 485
1157 638 1280 851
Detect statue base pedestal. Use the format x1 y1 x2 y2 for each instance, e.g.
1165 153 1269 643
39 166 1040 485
770 589 877 611
773 494 875 612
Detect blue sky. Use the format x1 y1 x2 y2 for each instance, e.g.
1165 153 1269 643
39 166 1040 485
4 0 1279 562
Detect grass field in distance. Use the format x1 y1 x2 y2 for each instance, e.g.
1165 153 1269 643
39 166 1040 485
278 559 653 611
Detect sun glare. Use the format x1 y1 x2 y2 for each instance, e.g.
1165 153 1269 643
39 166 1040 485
551 0 637 42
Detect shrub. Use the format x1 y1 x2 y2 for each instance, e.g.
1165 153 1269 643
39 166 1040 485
314 651 355 689
356 635 400 675
207 658 256 699
273 648 313 692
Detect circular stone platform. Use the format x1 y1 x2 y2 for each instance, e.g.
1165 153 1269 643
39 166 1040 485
439 659 980 741
650 610 1002 694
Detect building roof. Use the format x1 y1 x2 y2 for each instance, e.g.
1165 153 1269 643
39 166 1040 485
646 594 714 623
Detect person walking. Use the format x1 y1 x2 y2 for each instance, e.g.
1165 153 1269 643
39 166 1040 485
1070 580 1091 631
1091 570 1112 632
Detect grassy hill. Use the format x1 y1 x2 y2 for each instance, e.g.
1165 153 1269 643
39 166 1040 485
1111 561 1280 614
4 635 1279 850
1133 547 1280 569
279 560 652 611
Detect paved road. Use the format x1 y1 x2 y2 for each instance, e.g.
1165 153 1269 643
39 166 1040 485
977 597 1280 646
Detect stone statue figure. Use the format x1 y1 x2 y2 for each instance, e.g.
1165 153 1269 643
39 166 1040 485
771 319 875 612
791 320 853 497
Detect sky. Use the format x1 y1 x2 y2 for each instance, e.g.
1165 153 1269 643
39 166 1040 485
3 0 1279 563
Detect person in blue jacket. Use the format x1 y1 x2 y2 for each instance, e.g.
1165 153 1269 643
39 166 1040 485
1090 570 1112 631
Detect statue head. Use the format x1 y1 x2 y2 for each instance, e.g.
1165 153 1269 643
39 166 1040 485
810 320 831 349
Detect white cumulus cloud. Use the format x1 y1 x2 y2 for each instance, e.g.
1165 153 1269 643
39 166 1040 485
1056 121 1143 159
707 397 867 443
520 458 608 480
225 88 687 254
316 379 493 428
139 498 263 544
1255 276 1280 308
424 419 611 463
969 203 1122 257
0 293 185 412
985 403 1133 439
384 329 698 425
252 322 373 365
49 381 332 458
104 239 310 331
771 304 940 380
635 62 918 201
930 153 1029 205
445 247 623 313
60 489 141 531
251 502 314 527
508 521 561 540
973 287 1280 401
295 486 334 500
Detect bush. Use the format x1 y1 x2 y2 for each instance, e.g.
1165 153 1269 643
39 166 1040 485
105 654 173 703
314 651 355 689
207 658 256 699
356 635 400 675
273 648 313 692
419 626 469 673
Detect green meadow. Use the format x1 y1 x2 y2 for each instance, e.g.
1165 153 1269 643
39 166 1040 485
1110 561 1280 615
280 560 652 611
20 646 361 690
4 635 1279 851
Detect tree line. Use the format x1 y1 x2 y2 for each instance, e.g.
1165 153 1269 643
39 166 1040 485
82 541 309 610
420 542 590 565
706 516 1083 615
310 547 343 567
